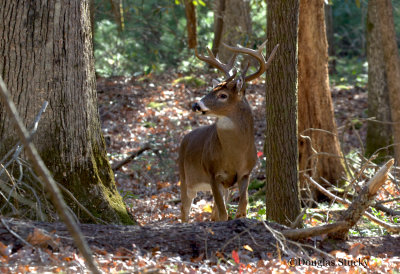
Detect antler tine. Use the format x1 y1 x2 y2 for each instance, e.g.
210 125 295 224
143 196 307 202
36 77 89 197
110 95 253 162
222 41 279 82
264 44 279 72
195 47 237 80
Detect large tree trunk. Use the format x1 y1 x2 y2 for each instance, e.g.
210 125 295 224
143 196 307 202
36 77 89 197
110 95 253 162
0 0 133 224
298 0 347 202
265 0 301 226
365 0 393 162
216 0 252 63
375 0 400 165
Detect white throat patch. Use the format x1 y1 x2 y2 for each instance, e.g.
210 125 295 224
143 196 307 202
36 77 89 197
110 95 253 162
217 116 235 130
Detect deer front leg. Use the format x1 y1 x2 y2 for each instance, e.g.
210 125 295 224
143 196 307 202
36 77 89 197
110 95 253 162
236 174 250 218
210 180 228 221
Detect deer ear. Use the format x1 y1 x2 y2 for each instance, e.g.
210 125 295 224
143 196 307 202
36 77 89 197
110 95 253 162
212 79 219 89
236 78 245 95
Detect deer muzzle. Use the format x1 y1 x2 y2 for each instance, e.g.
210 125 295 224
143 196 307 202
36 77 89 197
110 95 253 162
191 101 209 115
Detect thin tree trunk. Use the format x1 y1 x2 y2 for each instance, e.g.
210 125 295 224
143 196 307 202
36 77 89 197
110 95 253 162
0 0 133 224
365 0 393 162
217 0 252 63
184 0 197 49
265 0 301 226
212 0 226 56
298 0 347 202
376 0 400 165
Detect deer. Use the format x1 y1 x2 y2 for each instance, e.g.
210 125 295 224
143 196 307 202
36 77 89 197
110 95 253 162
178 41 279 222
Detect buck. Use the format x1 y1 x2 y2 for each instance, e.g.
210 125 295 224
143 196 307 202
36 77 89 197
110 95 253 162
178 41 279 222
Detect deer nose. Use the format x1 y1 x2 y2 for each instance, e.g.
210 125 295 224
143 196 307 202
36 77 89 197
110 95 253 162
192 102 201 112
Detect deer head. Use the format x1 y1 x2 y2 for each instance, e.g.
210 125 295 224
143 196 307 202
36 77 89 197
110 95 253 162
178 41 278 222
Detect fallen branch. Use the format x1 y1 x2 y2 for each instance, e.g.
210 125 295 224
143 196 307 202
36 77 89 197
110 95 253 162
305 167 400 234
112 144 151 171
329 159 396 238
282 221 348 240
277 159 397 241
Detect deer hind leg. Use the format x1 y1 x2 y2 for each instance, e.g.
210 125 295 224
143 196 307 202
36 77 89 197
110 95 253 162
181 186 196 223
211 181 228 221
236 175 250 218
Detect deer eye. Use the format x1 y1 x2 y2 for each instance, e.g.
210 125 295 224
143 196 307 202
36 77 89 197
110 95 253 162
218 93 228 99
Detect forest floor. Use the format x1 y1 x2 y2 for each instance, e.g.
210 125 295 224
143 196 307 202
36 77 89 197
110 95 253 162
1 73 400 273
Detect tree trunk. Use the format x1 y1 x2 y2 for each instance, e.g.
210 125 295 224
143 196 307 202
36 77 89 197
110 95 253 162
0 0 133 224
324 2 336 74
265 0 301 226
298 0 347 202
212 0 226 56
368 0 397 163
217 0 252 63
184 0 197 49
375 0 400 165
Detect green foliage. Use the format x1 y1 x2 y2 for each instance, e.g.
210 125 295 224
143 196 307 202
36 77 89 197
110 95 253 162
94 0 213 77
172 75 206 87
331 0 367 57
330 57 368 87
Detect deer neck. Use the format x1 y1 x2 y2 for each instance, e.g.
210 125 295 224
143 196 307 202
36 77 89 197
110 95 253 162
216 103 254 150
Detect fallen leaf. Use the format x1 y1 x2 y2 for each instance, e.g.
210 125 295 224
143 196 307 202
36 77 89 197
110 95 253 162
232 250 240 264
243 245 253 252
26 228 58 249
349 242 365 258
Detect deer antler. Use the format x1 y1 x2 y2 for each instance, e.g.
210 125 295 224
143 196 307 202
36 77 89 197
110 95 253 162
222 41 279 82
195 47 237 81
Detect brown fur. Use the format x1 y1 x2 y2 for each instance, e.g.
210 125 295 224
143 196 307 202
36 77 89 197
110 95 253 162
179 81 257 222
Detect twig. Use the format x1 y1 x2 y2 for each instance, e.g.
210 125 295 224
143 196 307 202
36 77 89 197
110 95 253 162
0 77 100 274
112 144 151 171
0 217 33 248
56 181 108 224
344 154 377 194
305 163 400 235
0 101 48 177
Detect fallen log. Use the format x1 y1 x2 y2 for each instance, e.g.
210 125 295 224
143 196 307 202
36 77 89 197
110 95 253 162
0 218 288 259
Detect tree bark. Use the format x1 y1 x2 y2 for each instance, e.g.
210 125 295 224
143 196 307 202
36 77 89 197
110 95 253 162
366 0 393 162
217 0 252 63
184 0 197 49
324 2 336 73
265 0 301 226
375 0 400 165
298 0 347 202
0 0 133 224
212 0 226 56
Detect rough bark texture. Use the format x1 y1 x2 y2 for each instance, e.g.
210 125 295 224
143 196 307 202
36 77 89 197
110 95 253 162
216 0 252 63
365 0 393 161
298 0 346 201
184 0 197 49
324 3 336 74
0 1 133 224
212 0 226 56
265 0 301 226
375 0 400 165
